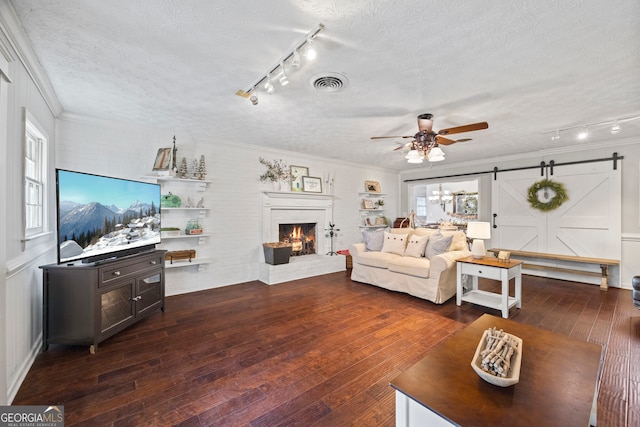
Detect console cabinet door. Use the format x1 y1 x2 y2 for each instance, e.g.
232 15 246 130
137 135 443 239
100 281 135 335
136 271 163 315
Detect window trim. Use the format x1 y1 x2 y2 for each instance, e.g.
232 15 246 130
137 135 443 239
23 109 49 238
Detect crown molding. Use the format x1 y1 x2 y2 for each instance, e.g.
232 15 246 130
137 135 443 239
0 0 62 115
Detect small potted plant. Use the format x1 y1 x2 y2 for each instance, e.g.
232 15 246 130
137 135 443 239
259 157 290 191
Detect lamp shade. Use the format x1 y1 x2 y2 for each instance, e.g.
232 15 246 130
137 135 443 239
466 221 491 239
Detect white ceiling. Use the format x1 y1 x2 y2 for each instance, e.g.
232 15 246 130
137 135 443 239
9 0 640 171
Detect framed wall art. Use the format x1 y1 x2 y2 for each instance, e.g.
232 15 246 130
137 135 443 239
302 176 322 193
365 180 381 193
290 165 309 192
152 147 172 171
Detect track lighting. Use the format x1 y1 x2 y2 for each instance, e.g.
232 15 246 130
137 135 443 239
263 74 274 94
610 120 621 133
278 63 289 86
577 127 588 140
291 50 301 68
235 23 325 103
541 115 640 141
304 38 316 60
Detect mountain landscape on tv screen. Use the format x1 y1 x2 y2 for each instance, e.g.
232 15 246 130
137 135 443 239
58 199 160 261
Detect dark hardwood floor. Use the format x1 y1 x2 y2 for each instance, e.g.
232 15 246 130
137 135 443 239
13 271 640 426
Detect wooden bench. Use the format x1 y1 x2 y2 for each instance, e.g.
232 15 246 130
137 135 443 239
487 248 619 290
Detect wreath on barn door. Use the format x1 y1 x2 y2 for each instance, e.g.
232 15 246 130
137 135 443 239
526 179 568 212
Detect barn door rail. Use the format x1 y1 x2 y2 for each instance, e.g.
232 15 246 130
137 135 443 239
403 152 623 183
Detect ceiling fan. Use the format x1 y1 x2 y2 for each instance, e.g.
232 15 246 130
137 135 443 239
371 114 489 163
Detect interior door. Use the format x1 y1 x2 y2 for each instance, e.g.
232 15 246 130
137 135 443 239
491 161 621 282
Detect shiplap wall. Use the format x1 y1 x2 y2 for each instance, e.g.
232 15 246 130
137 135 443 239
56 115 400 295
1 25 58 404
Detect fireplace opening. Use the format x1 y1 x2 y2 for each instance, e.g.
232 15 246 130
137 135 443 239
279 223 316 256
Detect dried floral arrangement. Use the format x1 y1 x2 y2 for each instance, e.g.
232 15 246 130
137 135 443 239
258 157 290 183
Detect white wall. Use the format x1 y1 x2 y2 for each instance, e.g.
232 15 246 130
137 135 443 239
56 115 400 295
401 139 640 289
1 0 59 404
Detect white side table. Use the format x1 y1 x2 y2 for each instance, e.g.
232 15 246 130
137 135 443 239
456 256 523 318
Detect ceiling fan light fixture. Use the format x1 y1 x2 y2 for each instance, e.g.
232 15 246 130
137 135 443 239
427 146 445 162
405 149 421 160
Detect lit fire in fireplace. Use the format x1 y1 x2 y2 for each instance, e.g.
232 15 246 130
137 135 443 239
279 223 316 255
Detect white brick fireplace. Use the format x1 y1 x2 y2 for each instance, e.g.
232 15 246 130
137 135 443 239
259 191 344 284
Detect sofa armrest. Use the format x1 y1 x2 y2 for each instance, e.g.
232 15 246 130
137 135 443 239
349 243 367 262
430 250 471 274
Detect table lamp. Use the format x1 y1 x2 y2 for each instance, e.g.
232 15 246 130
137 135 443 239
467 221 491 259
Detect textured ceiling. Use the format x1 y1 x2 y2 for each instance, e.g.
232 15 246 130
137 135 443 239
9 0 640 171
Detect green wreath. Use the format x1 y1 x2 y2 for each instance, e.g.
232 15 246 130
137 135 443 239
527 179 568 212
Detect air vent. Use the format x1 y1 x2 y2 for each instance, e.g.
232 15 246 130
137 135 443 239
310 72 348 92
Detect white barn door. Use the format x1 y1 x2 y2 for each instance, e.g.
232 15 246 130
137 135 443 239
491 161 621 285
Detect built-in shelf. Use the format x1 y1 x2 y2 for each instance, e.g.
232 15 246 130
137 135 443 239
142 175 212 184
165 258 211 270
161 233 211 240
161 207 211 211
359 225 388 229
262 191 334 199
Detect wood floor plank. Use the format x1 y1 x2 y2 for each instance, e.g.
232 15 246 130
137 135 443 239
12 272 638 426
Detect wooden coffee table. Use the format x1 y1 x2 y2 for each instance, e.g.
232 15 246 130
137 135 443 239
391 314 601 427
457 256 523 318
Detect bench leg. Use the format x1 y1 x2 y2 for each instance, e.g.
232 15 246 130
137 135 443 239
600 265 608 291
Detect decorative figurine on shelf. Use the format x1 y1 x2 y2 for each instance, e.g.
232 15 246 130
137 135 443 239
171 135 178 175
178 157 188 178
191 158 199 179
324 222 340 256
196 197 205 208
198 155 207 180
184 197 194 208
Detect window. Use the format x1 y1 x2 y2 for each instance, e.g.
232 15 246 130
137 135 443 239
24 112 48 237
416 196 427 217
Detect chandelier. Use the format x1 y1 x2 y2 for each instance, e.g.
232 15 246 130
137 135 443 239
429 184 453 210
404 131 445 163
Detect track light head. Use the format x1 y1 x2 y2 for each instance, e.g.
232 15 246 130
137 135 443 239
263 74 275 94
305 38 317 60
279 63 289 86
577 127 588 140
610 120 621 133
249 94 258 105
551 130 560 141
291 50 301 68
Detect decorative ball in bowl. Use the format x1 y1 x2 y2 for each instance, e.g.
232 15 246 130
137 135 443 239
471 328 523 387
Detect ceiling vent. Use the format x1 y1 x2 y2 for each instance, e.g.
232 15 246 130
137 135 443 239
310 72 348 92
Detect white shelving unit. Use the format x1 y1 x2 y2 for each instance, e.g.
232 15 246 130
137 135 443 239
358 192 388 228
142 175 212 270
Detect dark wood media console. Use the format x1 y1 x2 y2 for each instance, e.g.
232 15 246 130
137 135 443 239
40 249 166 353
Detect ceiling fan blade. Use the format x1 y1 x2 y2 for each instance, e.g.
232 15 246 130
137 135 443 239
393 142 412 151
438 122 489 135
435 136 457 145
371 135 414 140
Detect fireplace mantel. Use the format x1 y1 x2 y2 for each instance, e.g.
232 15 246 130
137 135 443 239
260 191 342 284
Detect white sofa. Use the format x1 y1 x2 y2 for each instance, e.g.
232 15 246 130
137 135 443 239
349 227 471 304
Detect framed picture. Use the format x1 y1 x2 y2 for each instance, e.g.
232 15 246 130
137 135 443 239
153 147 172 171
302 176 322 193
290 165 309 192
363 200 374 209
365 180 381 193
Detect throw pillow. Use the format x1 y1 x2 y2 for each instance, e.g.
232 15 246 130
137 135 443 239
362 228 385 251
381 231 409 256
404 235 429 258
425 231 453 259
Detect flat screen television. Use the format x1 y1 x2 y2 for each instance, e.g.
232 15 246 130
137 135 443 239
56 169 161 264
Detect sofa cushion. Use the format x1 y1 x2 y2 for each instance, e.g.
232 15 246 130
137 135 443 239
357 251 401 269
388 256 431 278
362 228 385 251
405 235 429 258
414 228 467 251
381 231 409 256
425 231 454 259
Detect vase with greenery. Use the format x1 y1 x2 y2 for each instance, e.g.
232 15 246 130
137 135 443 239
259 157 290 190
